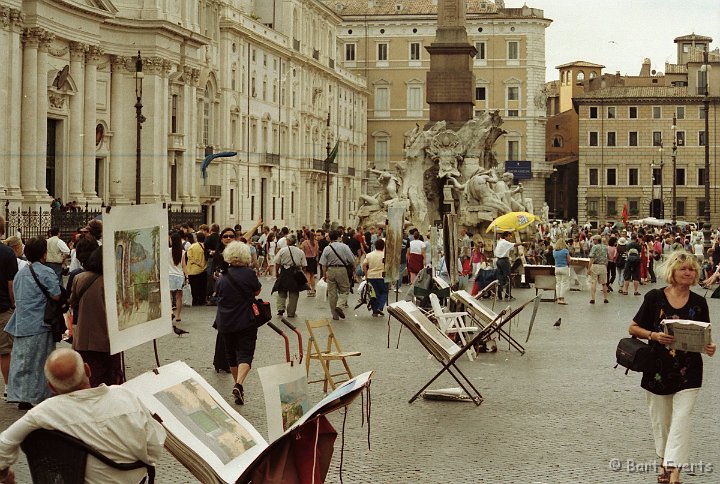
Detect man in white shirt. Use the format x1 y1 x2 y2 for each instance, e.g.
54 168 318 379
494 231 522 301
0 348 165 484
45 227 70 282
276 227 290 250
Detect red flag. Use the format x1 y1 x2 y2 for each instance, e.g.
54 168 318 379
621 203 628 225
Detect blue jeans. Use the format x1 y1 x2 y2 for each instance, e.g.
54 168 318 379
368 278 388 313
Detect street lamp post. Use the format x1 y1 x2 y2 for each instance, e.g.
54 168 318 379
671 116 677 230
701 49 712 249
134 51 146 205
324 112 331 231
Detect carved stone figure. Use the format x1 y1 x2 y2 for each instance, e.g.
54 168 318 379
541 202 550 222
427 129 463 178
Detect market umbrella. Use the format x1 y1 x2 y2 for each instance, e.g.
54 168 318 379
486 211 537 233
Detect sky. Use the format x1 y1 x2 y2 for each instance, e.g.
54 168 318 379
518 0 720 81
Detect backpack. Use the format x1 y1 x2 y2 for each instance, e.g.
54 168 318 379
627 248 640 263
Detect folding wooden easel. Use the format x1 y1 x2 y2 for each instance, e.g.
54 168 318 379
388 300 528 405
450 290 530 354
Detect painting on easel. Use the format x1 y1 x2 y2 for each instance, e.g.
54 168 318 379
103 204 172 354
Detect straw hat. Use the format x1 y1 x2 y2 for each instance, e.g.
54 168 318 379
618 237 628 245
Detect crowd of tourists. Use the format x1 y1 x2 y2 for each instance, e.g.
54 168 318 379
1 212 719 483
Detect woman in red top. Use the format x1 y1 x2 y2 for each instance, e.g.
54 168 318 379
301 229 319 296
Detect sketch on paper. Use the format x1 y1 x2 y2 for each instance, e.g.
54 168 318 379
155 379 258 465
114 227 162 330
258 362 309 442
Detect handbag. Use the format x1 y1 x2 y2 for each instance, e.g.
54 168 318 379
288 249 310 292
224 271 272 327
28 264 69 343
615 337 655 375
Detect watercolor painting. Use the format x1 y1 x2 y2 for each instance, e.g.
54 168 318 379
155 378 258 465
114 226 162 330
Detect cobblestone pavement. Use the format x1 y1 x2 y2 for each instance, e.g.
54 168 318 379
1 279 719 483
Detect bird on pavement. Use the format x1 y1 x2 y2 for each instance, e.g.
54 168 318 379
173 325 189 336
553 318 561 327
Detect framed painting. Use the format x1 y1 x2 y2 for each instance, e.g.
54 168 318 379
103 204 172 354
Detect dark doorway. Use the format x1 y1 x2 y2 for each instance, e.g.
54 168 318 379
650 199 664 218
260 178 267 221
46 119 58 197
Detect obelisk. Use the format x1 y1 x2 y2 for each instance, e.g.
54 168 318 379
425 0 477 130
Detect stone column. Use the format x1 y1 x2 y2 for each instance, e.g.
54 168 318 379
68 42 86 202
186 68 199 205
109 55 127 205
20 28 40 198
36 30 55 198
82 45 103 201
0 7 24 197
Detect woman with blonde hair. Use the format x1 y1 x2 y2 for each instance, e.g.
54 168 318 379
628 251 716 484
213 241 262 405
552 238 571 305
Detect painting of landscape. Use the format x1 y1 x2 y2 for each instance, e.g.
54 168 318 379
114 226 162 330
155 378 258 465
279 376 310 431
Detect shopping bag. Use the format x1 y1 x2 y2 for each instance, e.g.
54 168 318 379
182 284 193 306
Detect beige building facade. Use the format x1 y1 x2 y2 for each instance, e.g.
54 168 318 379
326 0 552 203
574 34 720 228
0 0 367 229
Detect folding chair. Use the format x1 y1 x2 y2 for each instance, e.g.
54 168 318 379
388 300 527 405
305 319 361 392
428 293 478 361
450 290 528 354
21 428 155 484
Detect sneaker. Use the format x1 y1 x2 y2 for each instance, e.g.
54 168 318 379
277 309 285 316
505 296 516 301
336 308 346 319
372 312 382 317
232 383 244 405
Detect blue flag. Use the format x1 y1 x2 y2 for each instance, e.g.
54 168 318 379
201 151 237 178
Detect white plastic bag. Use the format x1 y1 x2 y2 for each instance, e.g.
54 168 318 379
315 278 328 302
182 284 193 306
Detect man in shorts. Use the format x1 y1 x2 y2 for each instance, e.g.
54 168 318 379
587 234 609 304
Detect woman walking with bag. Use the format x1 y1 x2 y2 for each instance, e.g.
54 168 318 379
168 232 188 324
5 238 61 409
213 241 262 405
301 229 319 296
628 251 716 484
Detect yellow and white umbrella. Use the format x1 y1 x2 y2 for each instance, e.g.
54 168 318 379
486 211 538 233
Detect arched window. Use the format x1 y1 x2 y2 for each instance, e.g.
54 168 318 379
576 71 585 81
552 135 563 148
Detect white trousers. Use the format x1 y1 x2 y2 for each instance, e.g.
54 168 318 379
554 266 570 299
646 388 700 467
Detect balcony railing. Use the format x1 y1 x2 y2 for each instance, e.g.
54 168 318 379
167 133 185 151
199 184 221 201
311 159 338 173
262 153 280 166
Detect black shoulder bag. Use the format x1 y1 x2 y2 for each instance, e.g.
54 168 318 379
28 264 70 342
224 271 272 327
329 243 355 289
614 289 659 374
287 249 310 292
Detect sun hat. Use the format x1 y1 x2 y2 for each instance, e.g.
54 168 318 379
618 237 627 245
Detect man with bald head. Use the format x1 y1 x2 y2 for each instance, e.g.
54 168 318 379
0 348 165 483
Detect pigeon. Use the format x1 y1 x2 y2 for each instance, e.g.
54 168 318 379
173 325 189 336
553 318 561 327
